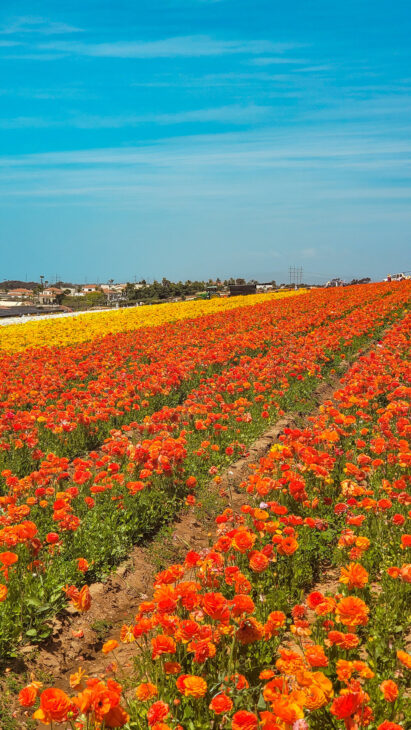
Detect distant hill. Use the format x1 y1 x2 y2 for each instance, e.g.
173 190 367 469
0 280 74 291
0 280 39 291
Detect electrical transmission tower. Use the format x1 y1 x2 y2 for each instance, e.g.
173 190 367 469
289 265 303 286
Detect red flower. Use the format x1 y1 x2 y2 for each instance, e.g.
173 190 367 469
209 693 233 714
147 701 169 726
232 710 259 729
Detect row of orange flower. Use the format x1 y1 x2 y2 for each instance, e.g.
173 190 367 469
0 284 404 478
15 302 411 727
0 284 409 657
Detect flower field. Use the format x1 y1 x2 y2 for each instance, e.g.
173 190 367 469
1 282 410 729
0 291 301 353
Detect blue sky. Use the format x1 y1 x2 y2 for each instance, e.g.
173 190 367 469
0 0 410 284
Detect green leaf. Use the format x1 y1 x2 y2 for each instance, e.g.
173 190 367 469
257 692 266 710
25 598 42 608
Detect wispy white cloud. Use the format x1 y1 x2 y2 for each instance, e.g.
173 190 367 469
249 56 306 66
1 128 410 169
0 86 96 100
306 95 411 121
35 36 299 59
3 53 67 61
0 104 270 129
301 247 318 258
0 40 21 47
0 16 82 35
130 72 305 89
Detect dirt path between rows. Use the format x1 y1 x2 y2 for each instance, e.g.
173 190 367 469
6 360 355 728
16 373 342 681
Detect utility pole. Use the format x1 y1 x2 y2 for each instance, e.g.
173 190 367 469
289 265 303 287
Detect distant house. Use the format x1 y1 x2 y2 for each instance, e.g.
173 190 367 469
38 287 63 304
256 282 274 292
62 287 81 296
325 278 346 288
101 285 124 302
82 284 101 293
8 288 33 299
384 272 410 282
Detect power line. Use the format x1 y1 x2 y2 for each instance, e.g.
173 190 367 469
289 265 303 286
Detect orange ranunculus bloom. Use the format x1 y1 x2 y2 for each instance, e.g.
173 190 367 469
335 596 369 627
69 584 91 613
0 551 18 567
379 680 398 702
155 564 185 586
232 529 256 553
397 649 411 669
73 678 124 724
306 591 324 609
151 634 176 660
387 566 401 579
315 596 336 616
290 618 311 638
175 618 200 641
262 677 286 702
209 692 233 714
33 688 72 724
327 631 359 649
352 660 374 679
248 550 269 573
77 557 89 573
119 624 135 643
400 563 411 583
330 692 361 719
339 562 369 590
163 661 181 674
175 674 207 698
277 537 298 555
231 710 259 729
229 593 255 617
69 666 87 689
236 617 265 644
260 670 276 681
303 682 328 710
336 659 354 683
253 508 269 521
264 610 286 639
187 638 216 663
230 673 249 690
270 696 304 724
202 592 230 622
18 685 38 707
276 649 305 675
104 703 130 727
153 585 178 613
259 710 283 728
102 639 119 654
304 644 329 668
147 700 169 726
0 584 7 601
136 683 158 701
310 671 333 701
